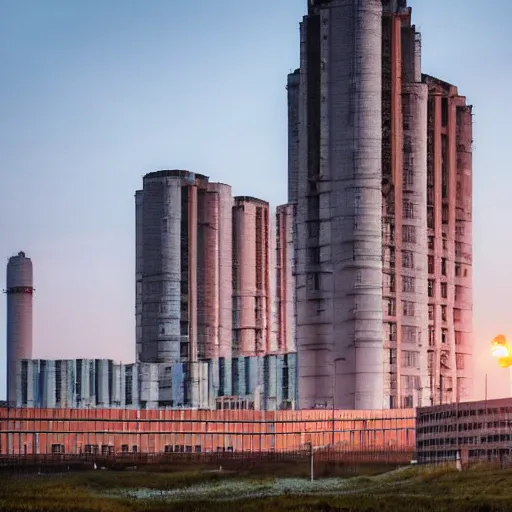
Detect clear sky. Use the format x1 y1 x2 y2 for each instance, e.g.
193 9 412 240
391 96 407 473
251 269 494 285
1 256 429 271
0 0 510 401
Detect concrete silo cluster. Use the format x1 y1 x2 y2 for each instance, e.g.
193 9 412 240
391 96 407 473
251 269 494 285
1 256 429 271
6 0 473 412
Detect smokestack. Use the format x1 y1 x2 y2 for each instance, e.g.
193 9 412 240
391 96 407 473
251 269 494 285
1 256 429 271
5 251 34 403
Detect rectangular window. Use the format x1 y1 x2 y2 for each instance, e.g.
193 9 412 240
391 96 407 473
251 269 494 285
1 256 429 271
441 328 448 344
402 250 414 269
402 326 417 344
427 207 434 229
453 308 461 322
402 351 418 368
428 326 435 346
387 298 396 316
402 276 415 293
402 301 415 317
442 204 449 224
455 331 462 345
384 273 395 293
428 236 435 250
441 258 447 276
428 256 434 274
441 282 448 298
428 280 434 297
456 353 465 370
402 226 416 244
441 305 447 322
389 349 397 365
455 263 461 277
388 322 397 341
442 97 449 127
403 199 414 219
428 305 434 321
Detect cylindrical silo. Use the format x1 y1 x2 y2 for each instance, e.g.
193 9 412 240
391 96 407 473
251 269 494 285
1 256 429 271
6 251 34 404
328 0 384 410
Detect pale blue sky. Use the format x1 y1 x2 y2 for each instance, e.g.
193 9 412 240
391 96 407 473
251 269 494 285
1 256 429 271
0 1 510 400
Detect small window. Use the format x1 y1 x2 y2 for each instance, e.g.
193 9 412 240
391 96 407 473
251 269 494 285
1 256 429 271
388 322 397 341
428 327 435 346
428 256 434 274
441 329 447 344
455 263 461 277
402 276 415 293
428 280 434 298
402 226 416 244
428 305 434 321
441 305 447 322
402 301 415 317
442 205 449 224
441 258 447 276
441 97 449 127
403 199 414 219
441 282 448 298
402 251 414 269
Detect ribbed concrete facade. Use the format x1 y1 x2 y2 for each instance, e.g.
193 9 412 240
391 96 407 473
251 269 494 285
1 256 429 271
423 75 473 404
135 171 234 407
232 197 272 357
275 204 296 354
293 0 473 409
296 0 384 410
6 252 34 404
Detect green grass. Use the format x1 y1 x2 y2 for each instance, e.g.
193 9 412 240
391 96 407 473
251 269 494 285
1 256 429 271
1 464 512 511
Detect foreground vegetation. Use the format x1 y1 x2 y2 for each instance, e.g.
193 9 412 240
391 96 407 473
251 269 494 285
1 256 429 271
1 463 511 511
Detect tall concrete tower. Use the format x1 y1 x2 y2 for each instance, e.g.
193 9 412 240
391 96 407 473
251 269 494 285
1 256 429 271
295 0 384 410
5 252 34 403
291 0 473 409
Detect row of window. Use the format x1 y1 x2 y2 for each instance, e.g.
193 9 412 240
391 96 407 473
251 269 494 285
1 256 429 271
418 435 512 449
418 407 511 424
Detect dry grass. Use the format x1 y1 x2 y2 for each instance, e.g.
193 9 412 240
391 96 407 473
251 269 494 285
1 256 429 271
0 464 511 511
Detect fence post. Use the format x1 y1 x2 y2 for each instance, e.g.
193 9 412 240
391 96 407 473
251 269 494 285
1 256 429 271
309 441 314 482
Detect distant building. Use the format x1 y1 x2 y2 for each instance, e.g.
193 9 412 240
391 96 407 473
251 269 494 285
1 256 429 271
416 398 512 464
5 252 34 404
15 355 296 411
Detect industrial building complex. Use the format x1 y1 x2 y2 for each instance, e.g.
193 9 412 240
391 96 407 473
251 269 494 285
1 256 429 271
2 0 481 457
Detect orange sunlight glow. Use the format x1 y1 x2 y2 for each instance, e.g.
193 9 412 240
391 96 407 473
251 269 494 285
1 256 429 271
491 334 512 368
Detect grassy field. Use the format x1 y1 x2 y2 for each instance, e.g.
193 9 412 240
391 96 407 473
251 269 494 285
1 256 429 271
0 463 511 511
